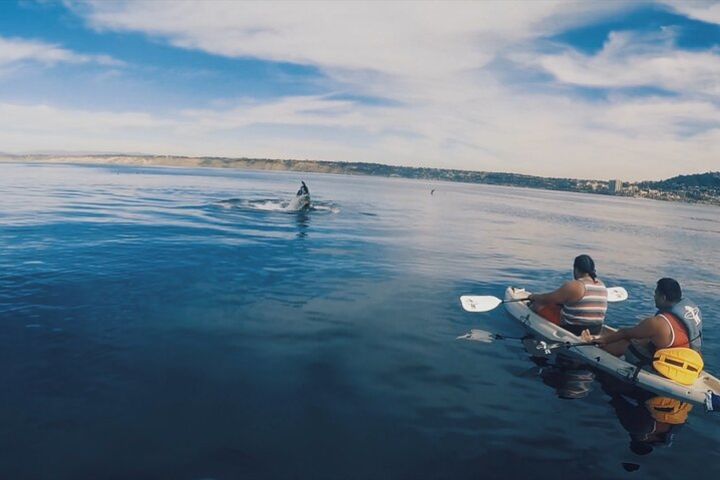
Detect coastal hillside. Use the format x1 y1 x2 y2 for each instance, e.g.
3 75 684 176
641 172 720 190
1 154 718 205
638 172 720 202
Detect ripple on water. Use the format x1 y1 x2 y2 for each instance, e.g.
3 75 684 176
0 163 719 479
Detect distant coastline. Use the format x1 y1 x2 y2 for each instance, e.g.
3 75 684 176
1 154 718 206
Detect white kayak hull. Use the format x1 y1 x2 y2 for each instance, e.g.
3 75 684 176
504 286 720 407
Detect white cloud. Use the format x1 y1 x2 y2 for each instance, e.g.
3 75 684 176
0 36 123 68
2 85 718 181
0 103 168 130
596 97 720 134
71 0 629 79
661 0 720 25
3 1 716 180
528 30 720 96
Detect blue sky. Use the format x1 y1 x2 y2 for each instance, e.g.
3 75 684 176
0 0 719 180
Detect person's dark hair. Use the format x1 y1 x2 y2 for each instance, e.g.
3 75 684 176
656 278 682 303
574 254 597 281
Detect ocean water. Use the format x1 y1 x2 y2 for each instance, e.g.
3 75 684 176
1 162 719 479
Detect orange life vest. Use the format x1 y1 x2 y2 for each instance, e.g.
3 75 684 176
657 312 691 349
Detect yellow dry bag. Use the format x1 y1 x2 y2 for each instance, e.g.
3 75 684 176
652 347 704 386
645 396 693 424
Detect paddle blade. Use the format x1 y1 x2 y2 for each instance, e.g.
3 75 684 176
522 337 551 357
457 329 495 343
607 286 628 302
460 295 502 313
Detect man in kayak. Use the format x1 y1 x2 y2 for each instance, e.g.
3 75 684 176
582 278 702 363
528 254 608 335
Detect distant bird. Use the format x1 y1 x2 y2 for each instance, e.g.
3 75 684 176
430 189 435 196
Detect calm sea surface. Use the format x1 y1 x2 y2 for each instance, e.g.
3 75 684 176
1 163 719 479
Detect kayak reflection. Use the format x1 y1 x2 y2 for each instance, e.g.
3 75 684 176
523 339 692 457
522 336 596 400
530 355 596 400
611 392 692 455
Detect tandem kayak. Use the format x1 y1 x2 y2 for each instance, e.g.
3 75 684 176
504 286 720 407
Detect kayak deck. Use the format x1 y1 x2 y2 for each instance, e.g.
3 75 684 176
504 287 720 407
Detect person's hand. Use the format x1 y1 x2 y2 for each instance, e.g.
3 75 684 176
580 329 595 342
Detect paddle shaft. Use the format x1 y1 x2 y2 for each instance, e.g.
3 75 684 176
545 340 598 351
459 330 599 351
502 297 531 305
460 286 627 313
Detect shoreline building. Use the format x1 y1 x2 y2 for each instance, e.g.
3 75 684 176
609 179 623 194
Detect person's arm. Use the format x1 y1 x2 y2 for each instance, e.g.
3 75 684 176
584 316 661 345
529 280 584 306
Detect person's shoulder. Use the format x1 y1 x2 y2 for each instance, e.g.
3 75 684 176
562 279 584 290
559 279 585 298
642 314 666 327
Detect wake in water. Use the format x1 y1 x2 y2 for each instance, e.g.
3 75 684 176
218 198 339 214
218 180 340 214
287 193 310 212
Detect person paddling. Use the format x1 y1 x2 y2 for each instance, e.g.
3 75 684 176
528 254 608 335
582 278 702 363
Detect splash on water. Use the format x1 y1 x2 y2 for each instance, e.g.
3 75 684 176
217 197 340 214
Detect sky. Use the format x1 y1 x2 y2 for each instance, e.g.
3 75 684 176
0 1 719 180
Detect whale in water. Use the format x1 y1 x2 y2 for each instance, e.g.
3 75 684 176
287 181 310 212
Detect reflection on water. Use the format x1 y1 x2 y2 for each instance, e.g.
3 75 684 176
0 162 719 479
535 356 597 400
295 210 310 239
611 393 691 456
522 338 694 471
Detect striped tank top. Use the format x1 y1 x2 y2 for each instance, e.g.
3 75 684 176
560 278 608 327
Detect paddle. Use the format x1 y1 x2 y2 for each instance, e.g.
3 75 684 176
460 286 628 313
455 329 525 343
456 328 598 354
